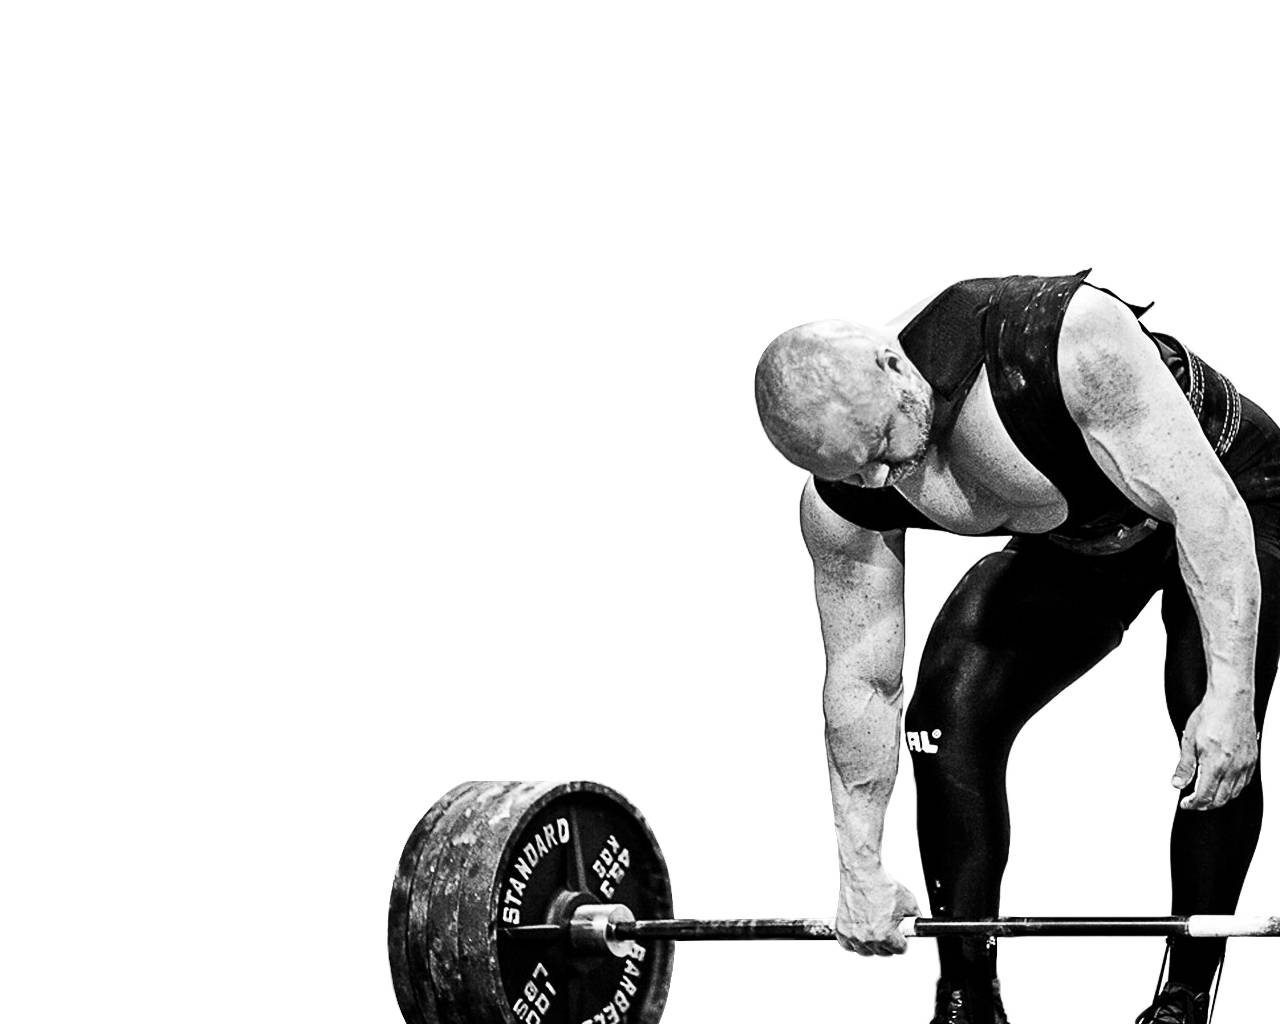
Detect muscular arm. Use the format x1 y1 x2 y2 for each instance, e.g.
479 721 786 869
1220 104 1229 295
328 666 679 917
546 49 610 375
1059 287 1260 809
800 478 918 953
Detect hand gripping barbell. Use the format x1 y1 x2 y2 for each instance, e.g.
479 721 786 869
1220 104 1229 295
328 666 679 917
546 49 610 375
387 780 1280 1024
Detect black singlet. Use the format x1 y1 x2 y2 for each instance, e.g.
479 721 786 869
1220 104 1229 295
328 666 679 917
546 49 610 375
813 270 1246 546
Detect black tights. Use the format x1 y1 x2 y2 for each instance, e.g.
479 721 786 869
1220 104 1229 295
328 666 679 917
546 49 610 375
905 531 1279 1012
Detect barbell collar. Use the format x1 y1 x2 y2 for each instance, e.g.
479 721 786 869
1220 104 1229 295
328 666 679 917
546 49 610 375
570 902 640 958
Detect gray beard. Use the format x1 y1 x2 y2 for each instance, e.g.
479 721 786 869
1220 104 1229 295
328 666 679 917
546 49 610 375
884 456 925 487
882 385 932 486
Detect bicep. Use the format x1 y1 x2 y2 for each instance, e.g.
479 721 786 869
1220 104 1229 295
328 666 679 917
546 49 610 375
800 479 906 685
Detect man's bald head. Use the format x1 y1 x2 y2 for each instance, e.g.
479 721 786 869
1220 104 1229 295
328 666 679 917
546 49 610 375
755 319 934 485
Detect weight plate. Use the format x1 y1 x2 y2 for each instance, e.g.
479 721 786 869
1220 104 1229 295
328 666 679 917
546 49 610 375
390 781 675 1024
389 781 481 1024
426 781 522 1024
476 781 674 1024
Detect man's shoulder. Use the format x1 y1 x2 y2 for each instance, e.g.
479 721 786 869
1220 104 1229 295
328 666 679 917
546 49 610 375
1058 286 1153 379
1057 285 1175 428
1060 283 1137 342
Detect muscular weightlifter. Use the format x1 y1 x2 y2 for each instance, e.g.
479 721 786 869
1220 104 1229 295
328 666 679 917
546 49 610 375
754 272 1280 1024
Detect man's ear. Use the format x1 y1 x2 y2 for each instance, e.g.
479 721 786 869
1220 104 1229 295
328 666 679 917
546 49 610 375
877 347 905 375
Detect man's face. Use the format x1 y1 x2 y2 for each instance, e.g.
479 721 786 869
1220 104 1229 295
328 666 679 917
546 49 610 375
810 375 933 489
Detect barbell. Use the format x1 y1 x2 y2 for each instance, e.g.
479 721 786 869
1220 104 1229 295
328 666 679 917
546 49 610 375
387 780 1280 1024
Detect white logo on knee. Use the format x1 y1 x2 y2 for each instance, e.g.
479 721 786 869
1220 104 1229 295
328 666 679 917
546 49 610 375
906 729 941 754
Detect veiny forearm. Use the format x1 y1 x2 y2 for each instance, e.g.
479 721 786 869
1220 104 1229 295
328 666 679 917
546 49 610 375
1174 499 1260 702
824 671 903 873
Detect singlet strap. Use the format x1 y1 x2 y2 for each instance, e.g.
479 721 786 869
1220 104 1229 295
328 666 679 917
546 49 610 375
812 478 939 532
898 277 1002 401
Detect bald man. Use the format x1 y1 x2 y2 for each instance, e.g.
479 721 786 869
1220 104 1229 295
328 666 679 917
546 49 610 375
755 271 1280 1024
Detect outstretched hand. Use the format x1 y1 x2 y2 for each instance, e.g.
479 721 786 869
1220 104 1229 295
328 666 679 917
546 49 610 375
1171 696 1258 810
835 866 920 955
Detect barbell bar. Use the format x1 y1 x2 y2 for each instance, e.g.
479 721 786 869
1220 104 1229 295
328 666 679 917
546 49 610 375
503 908 1280 952
388 781 1280 1024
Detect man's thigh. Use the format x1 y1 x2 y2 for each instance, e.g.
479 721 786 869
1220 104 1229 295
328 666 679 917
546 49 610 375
910 535 1167 736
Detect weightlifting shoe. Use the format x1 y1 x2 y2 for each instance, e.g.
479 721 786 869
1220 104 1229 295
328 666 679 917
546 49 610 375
1133 982 1209 1024
929 979 1009 1024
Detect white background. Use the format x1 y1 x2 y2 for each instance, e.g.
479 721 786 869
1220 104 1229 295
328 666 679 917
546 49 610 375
4 3 1279 1022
